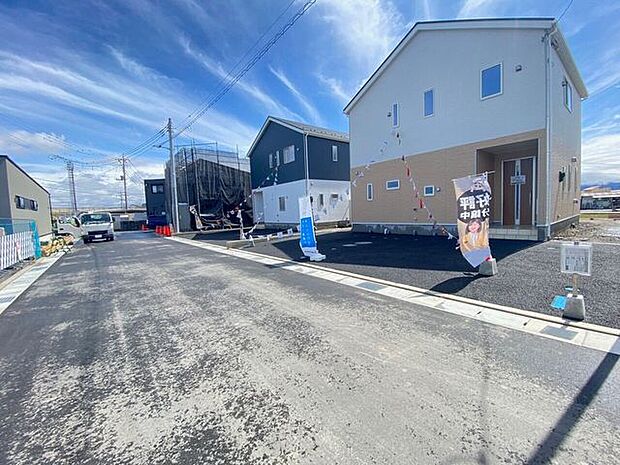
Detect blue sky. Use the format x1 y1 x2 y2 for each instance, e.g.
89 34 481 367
0 0 618 208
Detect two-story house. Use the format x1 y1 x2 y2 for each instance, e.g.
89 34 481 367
248 116 350 227
344 18 588 240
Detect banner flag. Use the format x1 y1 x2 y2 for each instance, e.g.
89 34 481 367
453 174 492 268
298 196 325 262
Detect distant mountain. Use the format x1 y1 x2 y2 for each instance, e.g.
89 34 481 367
582 182 620 190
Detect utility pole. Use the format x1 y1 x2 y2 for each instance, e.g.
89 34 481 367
66 160 78 215
167 118 180 232
118 156 128 212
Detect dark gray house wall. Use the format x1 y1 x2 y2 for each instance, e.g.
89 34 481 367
249 122 305 189
144 179 166 218
307 136 350 181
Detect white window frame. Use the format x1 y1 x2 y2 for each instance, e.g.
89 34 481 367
480 63 503 100
385 179 400 191
392 102 399 128
423 88 434 117
563 78 573 112
423 185 435 197
275 150 281 166
331 145 338 162
278 196 286 211
283 145 295 164
366 183 374 201
268 153 274 169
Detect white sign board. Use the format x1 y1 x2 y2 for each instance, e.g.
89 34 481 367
560 242 592 276
510 174 526 185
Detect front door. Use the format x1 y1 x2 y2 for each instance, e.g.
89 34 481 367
502 157 535 226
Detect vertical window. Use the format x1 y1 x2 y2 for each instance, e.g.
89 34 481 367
366 183 374 201
563 79 573 112
14 196 25 209
423 89 434 117
331 145 338 162
481 63 502 99
278 196 286 211
319 194 324 208
268 153 274 169
151 185 158 194
392 102 399 127
283 145 295 163
275 150 281 167
29 199 38 211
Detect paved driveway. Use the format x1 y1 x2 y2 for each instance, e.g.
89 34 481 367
0 232 618 464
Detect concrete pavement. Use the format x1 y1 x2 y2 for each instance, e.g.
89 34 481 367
0 232 618 464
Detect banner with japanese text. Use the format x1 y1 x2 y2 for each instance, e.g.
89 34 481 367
453 174 492 267
298 196 325 261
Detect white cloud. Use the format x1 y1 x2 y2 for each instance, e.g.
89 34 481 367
457 0 499 18
319 0 406 71
0 130 67 154
581 132 620 184
317 74 352 106
269 67 324 125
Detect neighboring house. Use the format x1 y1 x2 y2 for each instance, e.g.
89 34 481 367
344 18 587 241
581 187 620 211
248 116 350 227
144 178 167 227
0 154 53 241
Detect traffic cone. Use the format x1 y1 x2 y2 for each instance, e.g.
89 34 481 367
164 225 171 237
156 225 161 235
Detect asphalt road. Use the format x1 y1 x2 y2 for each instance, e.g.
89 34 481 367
0 232 618 464
193 229 620 328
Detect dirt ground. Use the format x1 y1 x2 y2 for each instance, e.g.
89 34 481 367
553 218 620 243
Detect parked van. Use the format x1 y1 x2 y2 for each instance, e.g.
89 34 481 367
78 211 115 243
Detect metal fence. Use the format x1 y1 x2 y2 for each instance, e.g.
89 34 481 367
0 219 41 270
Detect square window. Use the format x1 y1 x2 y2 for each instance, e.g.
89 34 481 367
283 145 295 163
563 79 573 112
278 196 286 211
423 185 435 197
331 145 338 162
392 102 399 127
15 196 25 209
481 63 502 99
366 183 374 201
424 89 434 117
30 199 38 211
386 179 400 190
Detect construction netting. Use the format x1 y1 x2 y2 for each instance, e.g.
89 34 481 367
165 146 252 230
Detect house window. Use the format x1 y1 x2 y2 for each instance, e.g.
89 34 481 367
276 150 281 166
151 184 163 194
481 63 502 99
392 102 399 127
29 199 39 211
563 78 573 112
278 196 286 211
318 194 324 208
423 89 434 117
331 145 338 162
386 179 400 190
366 183 374 201
423 185 435 196
268 153 274 169
14 196 26 209
283 145 294 164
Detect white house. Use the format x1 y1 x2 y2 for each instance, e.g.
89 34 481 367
344 18 588 240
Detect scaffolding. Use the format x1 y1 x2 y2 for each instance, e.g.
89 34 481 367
165 143 252 230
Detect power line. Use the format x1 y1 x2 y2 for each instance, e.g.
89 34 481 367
173 0 317 139
557 0 575 23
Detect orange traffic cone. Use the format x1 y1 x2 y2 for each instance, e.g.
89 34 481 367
156 226 161 235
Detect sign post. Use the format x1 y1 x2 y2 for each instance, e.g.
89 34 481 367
298 196 325 262
560 241 592 320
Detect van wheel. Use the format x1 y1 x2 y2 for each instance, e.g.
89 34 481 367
109 237 114 241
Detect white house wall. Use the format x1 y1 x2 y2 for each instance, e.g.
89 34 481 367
253 179 350 225
349 28 548 168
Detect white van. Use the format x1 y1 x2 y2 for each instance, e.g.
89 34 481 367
78 211 115 243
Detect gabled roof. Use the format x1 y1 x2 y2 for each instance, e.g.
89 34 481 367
247 116 349 158
343 17 588 114
0 154 50 195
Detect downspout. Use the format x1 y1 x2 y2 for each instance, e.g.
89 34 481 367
544 25 555 238
303 133 310 197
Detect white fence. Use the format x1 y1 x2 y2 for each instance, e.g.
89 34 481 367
0 231 35 270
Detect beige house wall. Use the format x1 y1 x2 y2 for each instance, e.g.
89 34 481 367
351 129 546 226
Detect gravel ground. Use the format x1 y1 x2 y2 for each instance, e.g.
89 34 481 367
1 232 618 464
554 218 620 243
193 229 620 329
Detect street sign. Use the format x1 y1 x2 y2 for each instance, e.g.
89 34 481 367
510 174 526 185
560 242 592 276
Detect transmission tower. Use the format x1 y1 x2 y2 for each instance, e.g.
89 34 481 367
66 161 78 214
